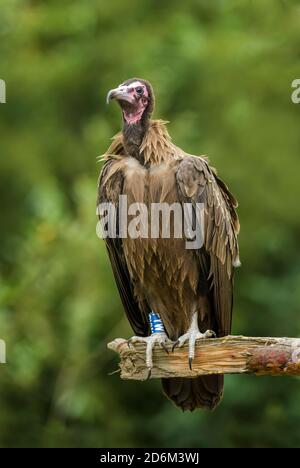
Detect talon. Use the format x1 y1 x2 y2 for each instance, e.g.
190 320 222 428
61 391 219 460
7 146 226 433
161 342 169 354
172 340 179 352
147 368 152 379
189 357 193 371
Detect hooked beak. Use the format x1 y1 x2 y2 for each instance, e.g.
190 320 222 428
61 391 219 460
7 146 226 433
106 85 135 105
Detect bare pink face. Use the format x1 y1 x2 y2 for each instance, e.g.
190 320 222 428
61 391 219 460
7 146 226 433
106 80 149 125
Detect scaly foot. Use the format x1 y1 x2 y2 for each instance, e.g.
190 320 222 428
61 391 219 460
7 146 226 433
172 313 216 370
128 332 171 377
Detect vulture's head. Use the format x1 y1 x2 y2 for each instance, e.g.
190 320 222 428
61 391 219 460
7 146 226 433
106 78 154 126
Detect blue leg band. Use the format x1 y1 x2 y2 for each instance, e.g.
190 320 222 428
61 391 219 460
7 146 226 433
149 312 165 334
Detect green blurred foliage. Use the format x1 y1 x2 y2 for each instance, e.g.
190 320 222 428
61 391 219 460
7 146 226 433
0 0 300 448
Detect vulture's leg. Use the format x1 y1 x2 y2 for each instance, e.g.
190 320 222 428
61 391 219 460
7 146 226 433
127 312 171 376
172 312 216 370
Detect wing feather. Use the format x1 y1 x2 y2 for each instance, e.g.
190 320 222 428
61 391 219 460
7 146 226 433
176 155 240 336
97 157 149 337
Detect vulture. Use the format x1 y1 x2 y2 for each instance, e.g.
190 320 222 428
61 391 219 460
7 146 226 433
98 78 240 411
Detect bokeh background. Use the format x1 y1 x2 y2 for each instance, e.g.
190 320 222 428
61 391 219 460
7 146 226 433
0 0 300 448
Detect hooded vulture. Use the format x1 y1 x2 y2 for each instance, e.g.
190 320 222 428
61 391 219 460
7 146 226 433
98 78 240 411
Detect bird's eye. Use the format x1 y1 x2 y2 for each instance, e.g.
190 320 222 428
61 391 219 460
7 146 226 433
136 86 143 95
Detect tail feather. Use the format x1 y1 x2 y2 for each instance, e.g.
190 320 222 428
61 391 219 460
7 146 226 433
162 375 224 411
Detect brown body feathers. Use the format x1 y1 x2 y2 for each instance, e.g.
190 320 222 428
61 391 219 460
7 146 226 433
98 119 240 411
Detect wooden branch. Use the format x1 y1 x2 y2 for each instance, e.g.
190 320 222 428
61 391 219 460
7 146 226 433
108 336 300 380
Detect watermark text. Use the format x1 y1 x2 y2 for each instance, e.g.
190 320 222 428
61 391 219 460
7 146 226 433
96 197 204 250
0 79 6 104
291 79 300 104
0 340 6 364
